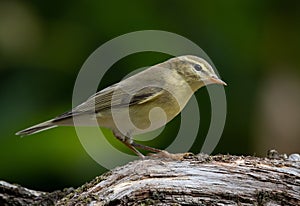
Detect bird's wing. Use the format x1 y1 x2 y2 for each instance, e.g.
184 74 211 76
53 83 164 121
77 85 164 111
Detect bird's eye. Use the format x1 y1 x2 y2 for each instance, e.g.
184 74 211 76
193 64 203 71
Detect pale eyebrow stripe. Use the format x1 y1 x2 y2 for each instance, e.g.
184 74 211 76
181 56 206 66
179 56 216 75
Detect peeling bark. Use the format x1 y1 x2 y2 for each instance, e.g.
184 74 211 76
1 152 300 205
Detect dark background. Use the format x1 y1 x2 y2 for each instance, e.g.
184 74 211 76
1 1 300 191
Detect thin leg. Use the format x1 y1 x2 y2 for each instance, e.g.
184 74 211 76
113 131 165 158
122 140 145 158
131 142 163 153
113 131 145 158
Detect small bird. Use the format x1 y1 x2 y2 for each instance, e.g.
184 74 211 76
16 55 226 158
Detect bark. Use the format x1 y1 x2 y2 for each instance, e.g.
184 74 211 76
1 152 300 206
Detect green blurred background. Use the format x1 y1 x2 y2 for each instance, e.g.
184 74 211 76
1 1 300 191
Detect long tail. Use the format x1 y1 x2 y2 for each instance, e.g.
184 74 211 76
15 120 57 136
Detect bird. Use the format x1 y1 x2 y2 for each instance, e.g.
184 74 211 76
16 55 226 158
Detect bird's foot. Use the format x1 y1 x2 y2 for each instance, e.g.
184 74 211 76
148 150 194 160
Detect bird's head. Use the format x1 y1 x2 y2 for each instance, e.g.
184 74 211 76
168 55 226 90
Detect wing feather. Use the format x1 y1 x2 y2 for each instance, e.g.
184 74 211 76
54 65 169 121
53 84 164 121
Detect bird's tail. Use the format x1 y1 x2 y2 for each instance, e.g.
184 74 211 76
15 120 57 136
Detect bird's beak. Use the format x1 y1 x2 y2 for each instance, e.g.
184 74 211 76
210 76 227 86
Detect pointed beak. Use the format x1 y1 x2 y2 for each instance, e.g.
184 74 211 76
210 76 227 86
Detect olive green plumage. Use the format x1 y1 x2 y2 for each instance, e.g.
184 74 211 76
16 55 226 157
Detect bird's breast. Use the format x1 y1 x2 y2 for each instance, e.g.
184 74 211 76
96 85 195 135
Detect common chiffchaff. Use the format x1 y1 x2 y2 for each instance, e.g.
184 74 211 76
16 55 226 157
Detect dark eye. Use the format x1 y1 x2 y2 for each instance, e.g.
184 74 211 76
194 64 203 71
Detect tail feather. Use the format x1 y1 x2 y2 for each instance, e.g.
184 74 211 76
16 121 57 136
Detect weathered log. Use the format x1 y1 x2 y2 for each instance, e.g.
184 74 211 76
1 152 300 205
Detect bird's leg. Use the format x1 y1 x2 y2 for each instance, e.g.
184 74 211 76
131 142 163 153
124 130 163 153
113 131 166 158
113 131 145 158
